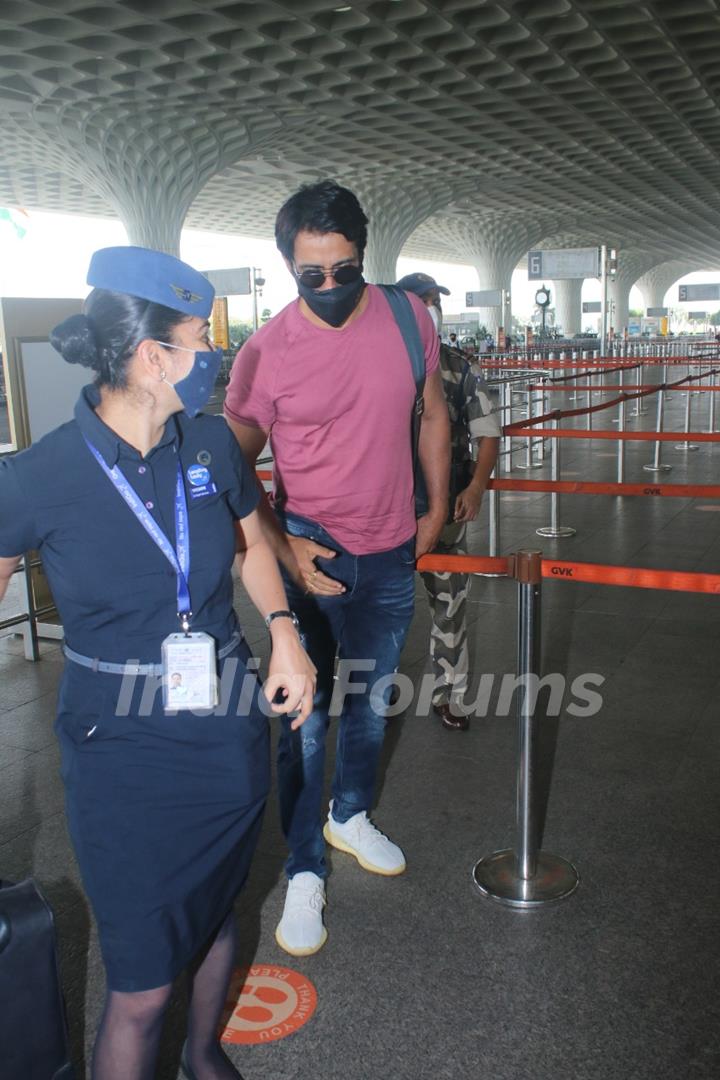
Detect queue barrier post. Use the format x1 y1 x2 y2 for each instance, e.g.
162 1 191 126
502 381 516 475
617 379 626 484
473 550 580 907
643 386 672 474
536 381 547 463
488 482 500 558
675 387 699 452
536 418 576 538
709 377 717 435
630 362 646 416
516 384 542 471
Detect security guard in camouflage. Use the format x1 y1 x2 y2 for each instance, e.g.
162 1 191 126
396 273 501 730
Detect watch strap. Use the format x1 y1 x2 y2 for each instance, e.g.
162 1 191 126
264 610 299 630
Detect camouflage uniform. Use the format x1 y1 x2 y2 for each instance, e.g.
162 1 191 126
421 343 501 707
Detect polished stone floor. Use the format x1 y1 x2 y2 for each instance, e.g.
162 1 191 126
1 375 719 1079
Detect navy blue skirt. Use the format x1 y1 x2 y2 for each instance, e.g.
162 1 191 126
54 639 270 992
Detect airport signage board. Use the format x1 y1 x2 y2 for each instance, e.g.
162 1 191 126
689 311 707 319
211 297 230 349
203 267 252 295
466 289 503 307
582 301 602 313
528 247 600 280
678 283 720 302
646 307 668 317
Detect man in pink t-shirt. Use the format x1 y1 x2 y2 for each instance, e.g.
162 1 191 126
225 180 449 958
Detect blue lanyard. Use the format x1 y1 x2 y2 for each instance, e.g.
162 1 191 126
84 437 192 631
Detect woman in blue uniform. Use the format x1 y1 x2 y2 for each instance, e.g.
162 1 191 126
0 246 315 1080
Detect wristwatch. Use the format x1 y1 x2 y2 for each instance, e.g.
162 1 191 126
264 610 300 630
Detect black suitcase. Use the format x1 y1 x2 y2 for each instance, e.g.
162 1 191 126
0 879 76 1080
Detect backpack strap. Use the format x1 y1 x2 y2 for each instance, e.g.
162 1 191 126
377 284 426 412
377 284 428 516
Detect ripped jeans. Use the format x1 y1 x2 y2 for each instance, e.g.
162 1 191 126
276 511 416 879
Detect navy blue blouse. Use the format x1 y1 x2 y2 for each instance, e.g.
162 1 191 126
0 385 259 663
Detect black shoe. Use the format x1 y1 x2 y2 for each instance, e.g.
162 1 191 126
433 702 469 731
180 1044 198 1080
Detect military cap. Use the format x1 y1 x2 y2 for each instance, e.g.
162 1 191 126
395 272 450 298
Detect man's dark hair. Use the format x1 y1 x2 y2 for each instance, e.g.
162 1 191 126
275 180 368 263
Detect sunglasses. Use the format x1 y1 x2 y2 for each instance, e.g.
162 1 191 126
294 263 362 290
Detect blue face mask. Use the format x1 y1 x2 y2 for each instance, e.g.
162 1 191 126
158 343 224 417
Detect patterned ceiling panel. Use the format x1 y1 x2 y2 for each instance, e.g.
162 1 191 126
1 0 719 272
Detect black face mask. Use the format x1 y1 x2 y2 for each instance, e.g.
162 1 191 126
297 274 366 328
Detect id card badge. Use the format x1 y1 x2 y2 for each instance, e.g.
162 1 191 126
161 632 218 712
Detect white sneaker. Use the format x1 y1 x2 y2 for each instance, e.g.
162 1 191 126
275 872 328 957
323 807 406 876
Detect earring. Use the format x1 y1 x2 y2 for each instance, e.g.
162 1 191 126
160 371 167 381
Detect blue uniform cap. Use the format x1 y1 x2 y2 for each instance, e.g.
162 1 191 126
87 246 215 318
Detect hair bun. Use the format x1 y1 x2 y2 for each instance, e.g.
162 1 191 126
50 313 101 370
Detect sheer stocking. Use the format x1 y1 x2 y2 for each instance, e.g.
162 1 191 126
184 910 244 1079
91 983 172 1080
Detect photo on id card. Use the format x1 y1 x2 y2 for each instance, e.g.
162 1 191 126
162 632 218 711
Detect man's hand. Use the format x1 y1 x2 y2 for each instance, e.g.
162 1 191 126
415 509 446 558
454 484 485 523
287 535 345 596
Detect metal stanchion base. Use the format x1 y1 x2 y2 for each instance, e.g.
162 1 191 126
536 525 576 537
643 463 672 473
473 849 579 908
674 443 699 451
515 461 543 470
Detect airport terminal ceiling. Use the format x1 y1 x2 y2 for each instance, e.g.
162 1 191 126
1 0 720 269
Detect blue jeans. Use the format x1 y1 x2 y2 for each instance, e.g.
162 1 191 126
276 511 416 879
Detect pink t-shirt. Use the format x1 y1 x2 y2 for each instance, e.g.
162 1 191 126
225 284 439 554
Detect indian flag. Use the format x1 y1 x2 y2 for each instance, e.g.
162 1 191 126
0 206 29 239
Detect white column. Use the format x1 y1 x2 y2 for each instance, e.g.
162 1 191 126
351 179 449 284
636 260 696 310
552 279 583 337
608 276 632 335
471 256 515 334
429 215 547 335
27 103 270 255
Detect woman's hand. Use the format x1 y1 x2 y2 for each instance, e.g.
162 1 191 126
264 623 317 729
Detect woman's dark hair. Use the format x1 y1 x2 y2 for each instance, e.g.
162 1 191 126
49 289 188 389
275 180 368 263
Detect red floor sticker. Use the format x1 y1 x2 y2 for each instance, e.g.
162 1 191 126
220 965 318 1045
